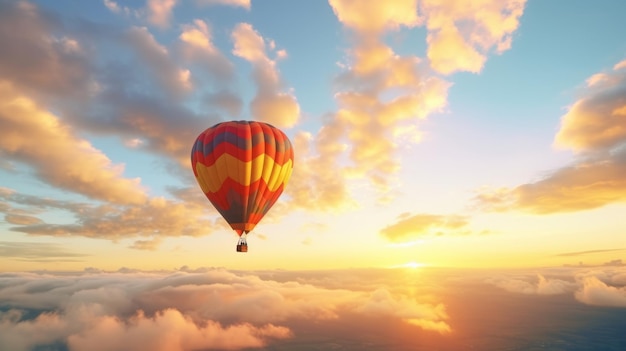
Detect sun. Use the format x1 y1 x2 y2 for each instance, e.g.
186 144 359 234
404 261 424 269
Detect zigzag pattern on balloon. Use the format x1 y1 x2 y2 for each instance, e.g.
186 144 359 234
197 165 293 210
193 154 293 193
191 120 294 235
192 129 290 161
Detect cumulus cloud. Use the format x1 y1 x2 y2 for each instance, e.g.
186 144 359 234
146 0 177 28
295 0 451 206
0 1 95 99
231 23 300 128
126 26 192 97
282 0 453 211
179 19 235 84
555 60 626 151
0 2 211 169
66 310 291 351
476 59 626 213
0 81 147 205
284 128 355 210
485 267 626 309
575 276 626 307
328 0 421 33
0 269 450 350
422 0 527 74
380 213 469 242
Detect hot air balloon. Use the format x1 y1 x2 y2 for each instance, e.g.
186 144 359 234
191 120 294 252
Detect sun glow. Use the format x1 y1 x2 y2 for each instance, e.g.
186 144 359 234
390 261 426 269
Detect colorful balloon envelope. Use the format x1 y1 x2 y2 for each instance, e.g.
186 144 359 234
191 120 294 252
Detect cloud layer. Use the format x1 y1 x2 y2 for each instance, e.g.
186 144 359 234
1 266 626 350
0 268 450 351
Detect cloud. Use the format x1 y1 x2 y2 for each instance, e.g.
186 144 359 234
0 190 221 244
179 19 235 84
476 153 626 213
0 1 96 99
275 0 453 211
204 89 243 117
328 0 421 33
0 2 210 169
422 0 527 75
488 274 576 295
0 306 290 351
66 310 291 351
306 0 451 202
0 269 450 350
129 237 164 251
575 276 626 307
555 60 626 151
283 127 354 211
0 241 87 262
231 23 300 128
196 0 251 10
146 0 177 28
103 0 121 13
484 267 626 309
4 214 43 226
380 213 469 242
126 26 192 97
476 58 626 213
103 0 137 17
556 249 626 257
0 81 148 205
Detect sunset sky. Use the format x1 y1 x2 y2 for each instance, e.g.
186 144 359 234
2 0 625 272
1 1 626 350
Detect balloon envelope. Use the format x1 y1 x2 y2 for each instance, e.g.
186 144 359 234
191 120 294 236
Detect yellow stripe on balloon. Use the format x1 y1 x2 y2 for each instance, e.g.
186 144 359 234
194 153 293 193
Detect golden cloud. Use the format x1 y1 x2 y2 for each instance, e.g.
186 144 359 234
422 0 526 74
328 0 421 33
4 214 43 226
0 268 451 351
477 58 626 214
575 276 626 307
231 23 300 128
66 310 291 351
323 0 450 196
0 81 147 205
285 128 355 211
476 156 626 214
380 213 469 241
555 61 626 151
179 19 235 85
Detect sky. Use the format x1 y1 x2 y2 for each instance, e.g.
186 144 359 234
1 0 625 271
1 0 626 350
